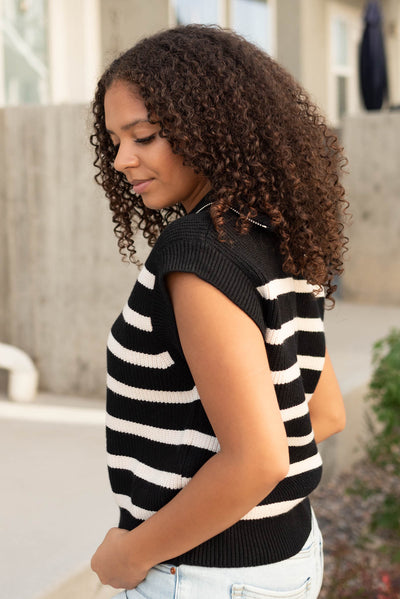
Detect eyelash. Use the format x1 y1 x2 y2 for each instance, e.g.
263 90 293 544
135 134 156 145
112 134 156 151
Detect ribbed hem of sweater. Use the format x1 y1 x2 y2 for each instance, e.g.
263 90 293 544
118 499 312 568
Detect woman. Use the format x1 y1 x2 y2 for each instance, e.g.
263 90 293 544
90 24 347 598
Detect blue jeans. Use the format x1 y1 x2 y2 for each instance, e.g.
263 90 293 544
113 510 324 598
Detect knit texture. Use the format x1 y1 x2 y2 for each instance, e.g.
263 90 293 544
106 192 326 567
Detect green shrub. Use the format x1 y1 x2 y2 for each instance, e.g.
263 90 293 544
368 329 400 469
348 328 400 562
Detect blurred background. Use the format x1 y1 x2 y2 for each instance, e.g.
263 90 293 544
0 1 399 598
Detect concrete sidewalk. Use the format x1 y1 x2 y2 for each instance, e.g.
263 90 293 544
1 301 399 599
0 396 119 599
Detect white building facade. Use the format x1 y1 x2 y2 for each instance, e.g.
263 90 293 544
1 0 400 125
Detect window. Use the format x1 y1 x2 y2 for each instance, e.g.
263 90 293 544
327 4 362 126
232 0 270 53
169 0 272 54
332 16 349 68
171 0 220 27
1 0 48 105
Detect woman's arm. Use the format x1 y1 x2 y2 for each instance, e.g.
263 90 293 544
308 349 346 444
91 273 289 589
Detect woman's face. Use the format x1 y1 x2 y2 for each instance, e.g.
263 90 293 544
104 80 211 212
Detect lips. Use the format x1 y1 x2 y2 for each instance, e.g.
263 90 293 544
130 179 153 194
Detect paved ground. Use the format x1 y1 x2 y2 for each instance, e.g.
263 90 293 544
1 300 399 599
0 396 118 599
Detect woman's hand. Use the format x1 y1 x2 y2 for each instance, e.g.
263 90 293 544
91 527 149 589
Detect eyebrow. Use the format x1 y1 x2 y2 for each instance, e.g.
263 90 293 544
106 119 151 135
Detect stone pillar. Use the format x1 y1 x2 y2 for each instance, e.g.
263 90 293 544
275 0 328 113
275 0 302 82
100 0 170 68
383 0 400 107
0 109 9 345
48 0 102 103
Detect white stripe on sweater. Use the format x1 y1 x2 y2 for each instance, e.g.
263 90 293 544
281 401 309 422
241 496 304 520
287 431 315 447
298 355 325 371
115 493 155 521
116 491 304 523
107 332 174 369
241 454 322 520
271 362 301 385
106 414 220 452
107 374 199 403
108 454 190 490
114 453 321 521
257 277 324 301
266 317 324 346
122 304 153 332
137 265 155 290
288 452 322 477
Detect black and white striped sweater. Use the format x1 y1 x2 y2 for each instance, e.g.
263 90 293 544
106 192 325 567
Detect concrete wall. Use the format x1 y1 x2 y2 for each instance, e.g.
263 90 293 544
341 111 400 305
0 105 150 397
1 107 399 399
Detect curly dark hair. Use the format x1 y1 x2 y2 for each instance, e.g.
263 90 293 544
90 24 349 304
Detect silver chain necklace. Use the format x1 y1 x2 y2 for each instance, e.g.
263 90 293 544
196 202 271 231
195 202 214 214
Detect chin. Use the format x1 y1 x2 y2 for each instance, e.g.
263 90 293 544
141 194 177 212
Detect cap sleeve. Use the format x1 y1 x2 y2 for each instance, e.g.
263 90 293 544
150 238 266 362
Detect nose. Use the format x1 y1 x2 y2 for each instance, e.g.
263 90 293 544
113 144 140 173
